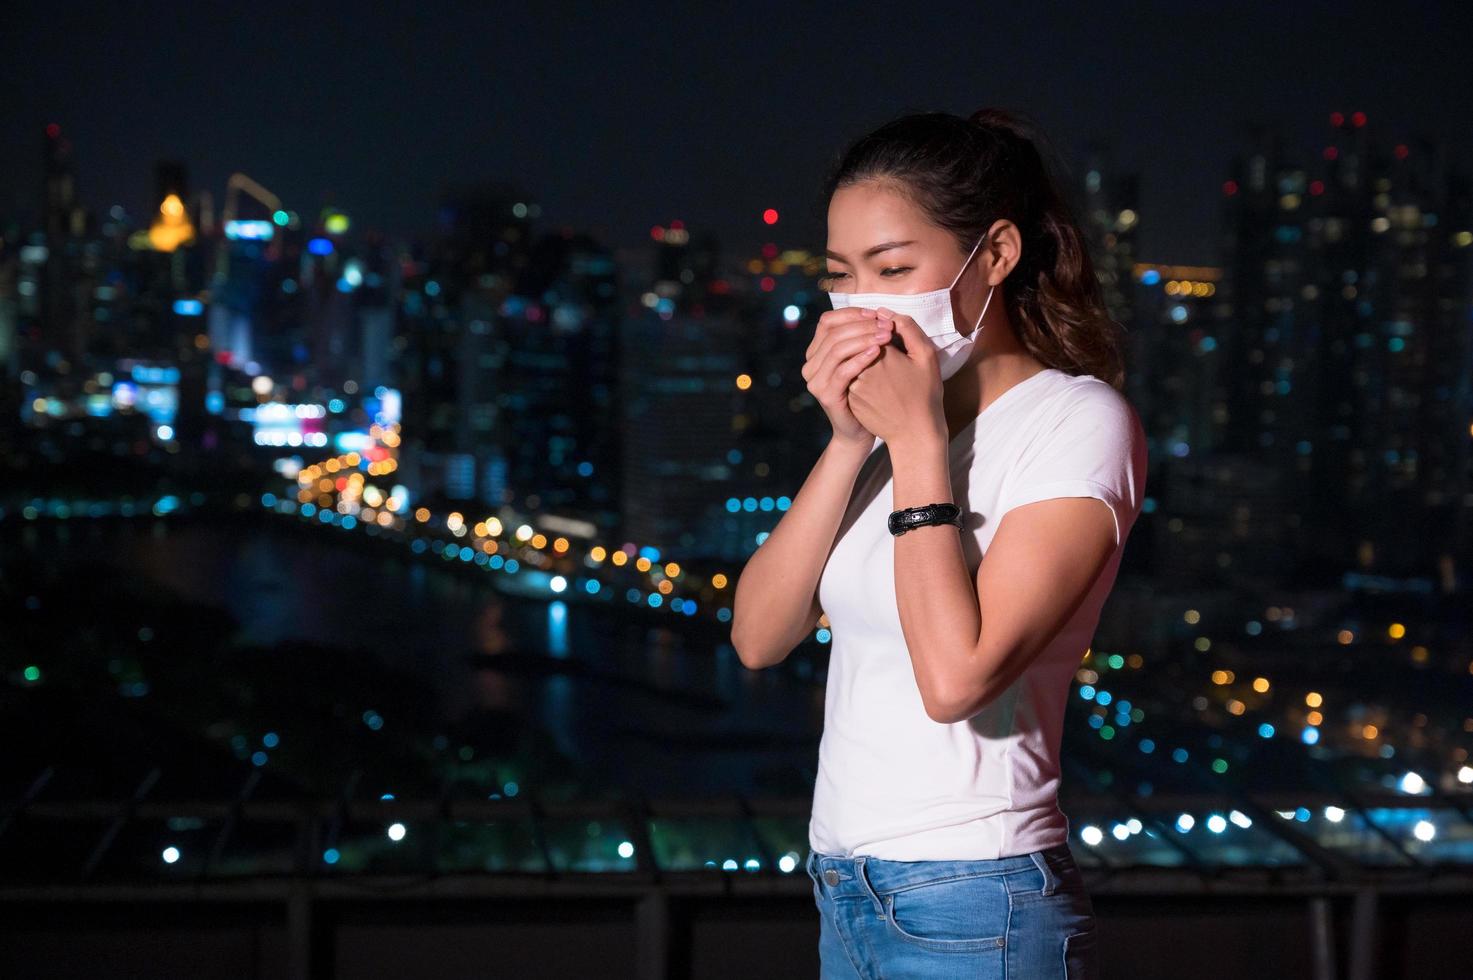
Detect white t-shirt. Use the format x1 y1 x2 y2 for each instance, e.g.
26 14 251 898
809 366 1147 860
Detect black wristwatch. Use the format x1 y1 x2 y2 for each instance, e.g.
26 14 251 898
888 502 964 536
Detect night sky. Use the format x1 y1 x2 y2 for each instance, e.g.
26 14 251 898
4 2 1469 265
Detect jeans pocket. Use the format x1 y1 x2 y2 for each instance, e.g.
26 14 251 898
1063 924 1100 979
881 872 1012 953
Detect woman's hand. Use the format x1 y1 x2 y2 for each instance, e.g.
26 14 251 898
802 306 887 449
846 308 947 448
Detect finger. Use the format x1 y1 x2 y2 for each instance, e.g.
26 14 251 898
804 321 893 383
815 340 882 406
807 307 879 361
810 330 888 388
875 308 932 362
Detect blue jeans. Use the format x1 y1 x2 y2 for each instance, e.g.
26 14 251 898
806 843 1100 979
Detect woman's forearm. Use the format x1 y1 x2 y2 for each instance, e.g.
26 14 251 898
730 436 873 668
888 434 984 721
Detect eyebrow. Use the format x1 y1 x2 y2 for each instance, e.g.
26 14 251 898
824 239 917 263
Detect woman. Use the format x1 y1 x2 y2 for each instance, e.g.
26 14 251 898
731 107 1146 979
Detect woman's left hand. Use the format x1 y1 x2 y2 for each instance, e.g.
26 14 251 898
846 307 947 447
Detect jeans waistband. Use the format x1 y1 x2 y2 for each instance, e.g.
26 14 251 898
806 842 1077 901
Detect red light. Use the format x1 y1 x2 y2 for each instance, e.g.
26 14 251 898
760 242 778 259
650 225 665 241
1351 111 1366 127
1324 146 1338 161
44 123 60 139
1394 144 1409 160
1329 112 1344 127
710 279 731 294
670 219 685 230
762 208 779 225
1222 180 1238 196
759 276 775 292
1309 180 1325 196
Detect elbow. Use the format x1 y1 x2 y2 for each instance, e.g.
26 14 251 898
730 627 773 671
922 679 994 725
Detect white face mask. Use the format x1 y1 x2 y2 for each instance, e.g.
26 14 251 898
825 234 995 382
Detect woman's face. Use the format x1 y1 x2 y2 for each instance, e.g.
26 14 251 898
820 180 974 296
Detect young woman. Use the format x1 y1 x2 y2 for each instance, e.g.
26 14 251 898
731 107 1147 978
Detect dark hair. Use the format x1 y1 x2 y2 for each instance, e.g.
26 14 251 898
820 107 1126 390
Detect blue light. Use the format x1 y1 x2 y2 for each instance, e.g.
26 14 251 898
1139 739 1155 753
1079 685 1095 700
647 593 663 608
1172 748 1189 763
1302 727 1320 744
263 732 280 748
584 579 600 594
173 299 204 316
251 751 268 766
323 848 340 864
1258 723 1275 739
1095 690 1112 706
1141 269 1161 286
726 498 741 513
307 237 334 256
816 628 831 643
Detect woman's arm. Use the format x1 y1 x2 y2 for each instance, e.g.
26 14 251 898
730 435 873 669
886 416 1131 724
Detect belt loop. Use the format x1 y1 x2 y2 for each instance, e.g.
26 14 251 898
854 856 887 919
1029 849 1059 896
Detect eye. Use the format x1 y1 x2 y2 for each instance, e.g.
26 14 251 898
880 267 910 276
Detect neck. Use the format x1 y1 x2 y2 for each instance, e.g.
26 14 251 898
943 315 1047 431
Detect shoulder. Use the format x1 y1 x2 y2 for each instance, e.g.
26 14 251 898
1022 371 1142 447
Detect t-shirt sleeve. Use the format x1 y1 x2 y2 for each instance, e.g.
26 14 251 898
994 384 1147 548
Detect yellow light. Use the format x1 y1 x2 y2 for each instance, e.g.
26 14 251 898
736 374 752 390
1361 724 1378 739
1411 645 1429 663
664 562 680 578
147 193 195 252
590 546 607 562
711 573 727 589
553 538 569 553
635 557 652 572
1306 691 1323 707
657 580 673 595
1183 609 1200 624
531 533 547 549
1336 629 1354 644
473 522 488 536
1388 623 1405 640
1227 700 1244 715
415 507 431 523
1307 710 1322 726
325 212 350 234
611 551 628 566
1252 677 1270 693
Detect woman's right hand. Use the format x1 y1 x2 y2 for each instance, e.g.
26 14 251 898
802 307 889 449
